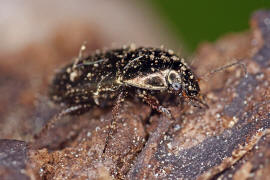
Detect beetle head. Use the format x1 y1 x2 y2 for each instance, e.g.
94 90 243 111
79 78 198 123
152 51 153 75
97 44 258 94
166 69 199 97
167 64 208 108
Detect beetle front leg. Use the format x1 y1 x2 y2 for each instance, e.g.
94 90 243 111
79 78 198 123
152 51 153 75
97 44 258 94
136 91 173 119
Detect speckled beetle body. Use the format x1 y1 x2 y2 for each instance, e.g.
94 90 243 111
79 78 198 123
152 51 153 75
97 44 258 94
49 45 203 116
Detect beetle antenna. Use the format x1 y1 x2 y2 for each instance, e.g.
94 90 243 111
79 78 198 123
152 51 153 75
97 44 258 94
123 56 144 70
201 60 247 81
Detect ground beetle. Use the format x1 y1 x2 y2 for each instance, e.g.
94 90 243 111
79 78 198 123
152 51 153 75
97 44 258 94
49 44 206 117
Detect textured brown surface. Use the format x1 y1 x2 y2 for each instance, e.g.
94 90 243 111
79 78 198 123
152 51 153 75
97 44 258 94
0 11 270 180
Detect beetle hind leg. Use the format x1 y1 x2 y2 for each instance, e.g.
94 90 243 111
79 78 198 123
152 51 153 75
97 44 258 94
34 104 89 140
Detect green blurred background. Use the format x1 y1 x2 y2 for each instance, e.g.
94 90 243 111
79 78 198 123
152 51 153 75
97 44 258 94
148 0 270 52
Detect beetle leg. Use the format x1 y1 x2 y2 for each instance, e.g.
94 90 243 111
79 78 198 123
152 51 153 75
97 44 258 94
35 104 88 140
137 91 173 119
190 95 209 109
103 90 125 154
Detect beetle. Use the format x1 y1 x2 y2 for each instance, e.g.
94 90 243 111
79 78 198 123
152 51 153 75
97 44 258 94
49 44 206 118
38 44 209 152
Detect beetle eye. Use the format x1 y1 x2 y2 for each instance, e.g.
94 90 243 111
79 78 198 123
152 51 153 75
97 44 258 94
172 82 181 91
167 70 180 84
169 73 176 81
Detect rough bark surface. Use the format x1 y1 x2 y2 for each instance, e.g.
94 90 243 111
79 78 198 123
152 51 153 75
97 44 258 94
0 11 269 180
